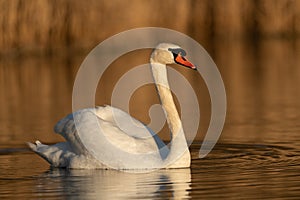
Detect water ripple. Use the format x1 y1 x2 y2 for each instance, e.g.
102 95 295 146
0 143 299 199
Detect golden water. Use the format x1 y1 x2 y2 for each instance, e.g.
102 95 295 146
0 39 300 199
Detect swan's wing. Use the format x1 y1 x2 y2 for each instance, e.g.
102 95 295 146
54 106 169 160
95 105 168 152
54 111 89 155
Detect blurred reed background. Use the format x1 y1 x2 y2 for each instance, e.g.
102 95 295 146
0 0 299 55
0 0 299 143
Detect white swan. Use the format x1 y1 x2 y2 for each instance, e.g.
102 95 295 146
28 43 197 169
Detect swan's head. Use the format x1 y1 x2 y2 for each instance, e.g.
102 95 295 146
151 43 196 70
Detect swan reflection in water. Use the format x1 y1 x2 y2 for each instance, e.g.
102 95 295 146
36 168 191 199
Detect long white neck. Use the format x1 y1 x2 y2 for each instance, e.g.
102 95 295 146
150 62 181 136
150 60 190 167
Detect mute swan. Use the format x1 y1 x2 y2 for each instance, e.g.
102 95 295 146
28 43 197 169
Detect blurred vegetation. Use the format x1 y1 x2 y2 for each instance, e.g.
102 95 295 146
1 0 300 143
0 0 299 55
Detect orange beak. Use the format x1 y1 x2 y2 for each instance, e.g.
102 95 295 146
175 54 197 70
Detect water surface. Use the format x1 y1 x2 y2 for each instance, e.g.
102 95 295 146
0 143 299 199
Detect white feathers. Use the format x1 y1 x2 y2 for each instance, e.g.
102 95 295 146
28 106 169 169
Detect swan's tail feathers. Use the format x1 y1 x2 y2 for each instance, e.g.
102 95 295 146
27 141 36 151
27 140 44 152
26 141 54 165
27 141 73 167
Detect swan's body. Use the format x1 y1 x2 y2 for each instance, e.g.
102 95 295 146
28 43 197 169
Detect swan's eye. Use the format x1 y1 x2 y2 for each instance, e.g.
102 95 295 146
168 48 187 56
